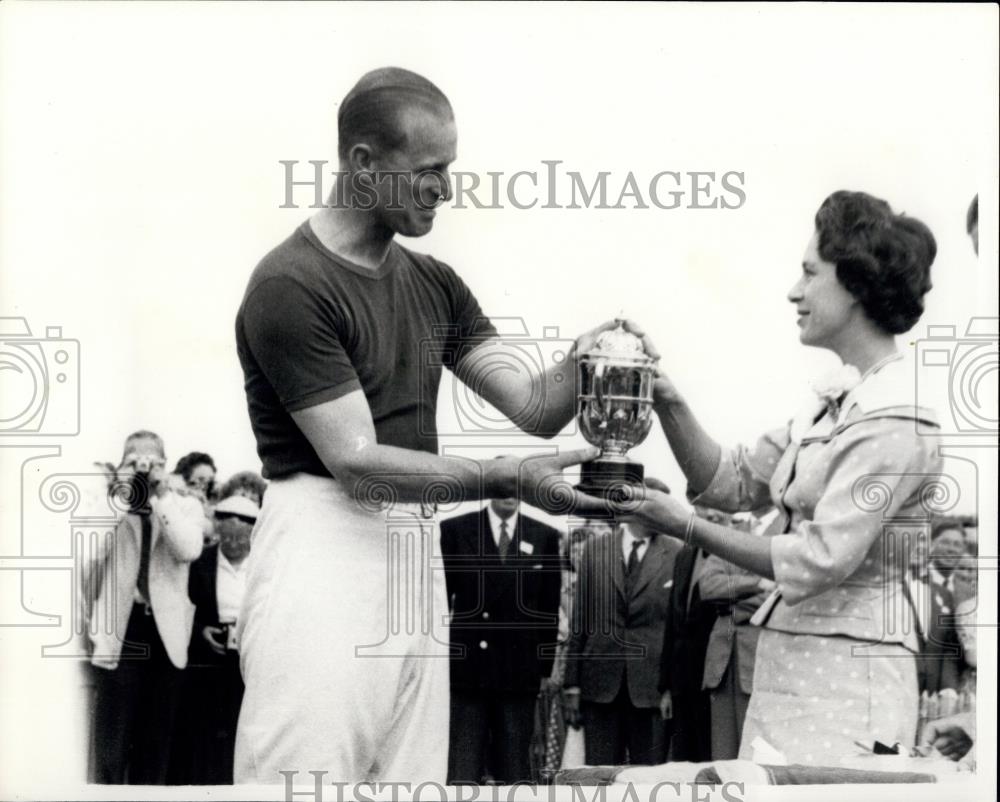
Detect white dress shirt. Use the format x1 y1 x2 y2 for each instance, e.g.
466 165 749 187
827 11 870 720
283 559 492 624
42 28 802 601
621 524 650 565
486 507 519 549
216 550 248 624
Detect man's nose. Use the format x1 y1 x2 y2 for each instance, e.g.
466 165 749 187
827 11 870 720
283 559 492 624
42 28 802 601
436 170 453 204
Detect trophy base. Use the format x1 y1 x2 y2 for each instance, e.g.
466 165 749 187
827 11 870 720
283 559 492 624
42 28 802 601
577 459 644 499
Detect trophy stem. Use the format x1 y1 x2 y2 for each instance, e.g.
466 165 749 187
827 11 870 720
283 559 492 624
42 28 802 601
577 459 644 504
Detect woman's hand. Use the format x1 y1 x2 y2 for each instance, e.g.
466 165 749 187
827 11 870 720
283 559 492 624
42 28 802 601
610 486 689 538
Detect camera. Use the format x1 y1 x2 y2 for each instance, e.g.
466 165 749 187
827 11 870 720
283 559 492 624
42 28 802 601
915 317 998 437
132 455 156 474
0 317 80 436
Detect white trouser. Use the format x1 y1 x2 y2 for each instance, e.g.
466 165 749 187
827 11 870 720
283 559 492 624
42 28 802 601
234 473 450 784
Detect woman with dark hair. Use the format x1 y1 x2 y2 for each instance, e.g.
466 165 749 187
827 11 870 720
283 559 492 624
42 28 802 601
610 191 942 763
173 452 218 501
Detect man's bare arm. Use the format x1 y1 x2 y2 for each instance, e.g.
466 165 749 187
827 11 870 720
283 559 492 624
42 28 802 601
292 390 601 512
456 319 660 439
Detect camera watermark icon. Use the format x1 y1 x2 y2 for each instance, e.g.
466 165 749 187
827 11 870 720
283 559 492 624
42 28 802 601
915 317 998 437
0 317 80 436
421 318 576 438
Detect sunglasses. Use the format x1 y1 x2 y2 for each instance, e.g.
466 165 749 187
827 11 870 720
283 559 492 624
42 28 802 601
215 512 256 526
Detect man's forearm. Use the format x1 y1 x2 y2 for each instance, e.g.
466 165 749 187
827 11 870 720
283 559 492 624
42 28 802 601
654 397 722 495
329 444 503 506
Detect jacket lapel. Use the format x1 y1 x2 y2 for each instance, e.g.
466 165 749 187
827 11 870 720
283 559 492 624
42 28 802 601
475 508 497 559
611 529 626 601
630 535 665 598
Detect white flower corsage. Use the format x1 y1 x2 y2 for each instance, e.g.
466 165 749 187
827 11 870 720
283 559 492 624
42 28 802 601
812 364 862 417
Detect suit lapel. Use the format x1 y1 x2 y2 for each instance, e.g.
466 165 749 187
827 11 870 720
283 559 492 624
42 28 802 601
611 528 626 601
475 508 497 559
631 535 665 598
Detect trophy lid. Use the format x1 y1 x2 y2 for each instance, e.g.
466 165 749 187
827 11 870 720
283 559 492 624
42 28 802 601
585 322 656 363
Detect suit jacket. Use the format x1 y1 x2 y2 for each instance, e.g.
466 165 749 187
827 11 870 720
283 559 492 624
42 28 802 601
907 573 963 693
89 493 204 670
187 544 233 668
659 547 718 696
699 554 768 694
565 529 679 708
441 508 562 694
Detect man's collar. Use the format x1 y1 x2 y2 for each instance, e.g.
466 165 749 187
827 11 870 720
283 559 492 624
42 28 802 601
622 524 649 547
486 506 518 535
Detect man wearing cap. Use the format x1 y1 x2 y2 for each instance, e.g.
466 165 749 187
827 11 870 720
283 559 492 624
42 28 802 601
234 66 643 784
174 494 258 784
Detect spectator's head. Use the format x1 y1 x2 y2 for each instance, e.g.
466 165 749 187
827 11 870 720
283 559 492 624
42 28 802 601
931 520 967 574
117 430 167 512
174 452 217 500
951 548 978 601
791 191 936 350
967 194 978 256
490 495 519 519
337 67 455 239
213 495 258 563
219 470 267 507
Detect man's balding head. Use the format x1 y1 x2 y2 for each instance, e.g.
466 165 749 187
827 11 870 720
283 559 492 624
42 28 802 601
338 67 453 165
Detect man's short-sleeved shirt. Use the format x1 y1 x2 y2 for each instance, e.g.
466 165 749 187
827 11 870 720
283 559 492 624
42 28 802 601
236 221 496 479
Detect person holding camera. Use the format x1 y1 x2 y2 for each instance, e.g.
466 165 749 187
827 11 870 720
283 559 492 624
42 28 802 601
88 430 206 784
171 494 258 784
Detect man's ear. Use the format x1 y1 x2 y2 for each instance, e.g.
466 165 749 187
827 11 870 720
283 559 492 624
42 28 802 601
347 142 375 175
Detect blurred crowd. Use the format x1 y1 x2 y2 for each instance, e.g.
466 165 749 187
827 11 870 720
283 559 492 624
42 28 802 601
82 431 981 785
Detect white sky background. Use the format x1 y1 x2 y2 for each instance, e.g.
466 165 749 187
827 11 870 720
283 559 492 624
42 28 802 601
0 3 998 798
1 3 995 508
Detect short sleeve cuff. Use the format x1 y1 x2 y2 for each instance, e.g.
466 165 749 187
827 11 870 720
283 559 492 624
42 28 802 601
284 377 363 412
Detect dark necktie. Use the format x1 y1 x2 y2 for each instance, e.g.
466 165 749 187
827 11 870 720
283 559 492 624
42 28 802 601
136 513 153 604
625 539 643 597
498 520 511 562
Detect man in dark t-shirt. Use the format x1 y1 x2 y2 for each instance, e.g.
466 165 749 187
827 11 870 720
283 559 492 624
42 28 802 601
236 223 497 478
232 67 653 786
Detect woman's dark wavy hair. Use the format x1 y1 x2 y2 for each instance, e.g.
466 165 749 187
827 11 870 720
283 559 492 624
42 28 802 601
173 451 217 482
815 191 937 335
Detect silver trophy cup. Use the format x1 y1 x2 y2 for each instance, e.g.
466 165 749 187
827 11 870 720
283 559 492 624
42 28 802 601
576 322 658 497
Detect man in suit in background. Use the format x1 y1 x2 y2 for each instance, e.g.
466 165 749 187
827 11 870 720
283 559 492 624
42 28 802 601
89 430 205 784
907 528 963 699
441 495 562 784
171 494 258 784
658 542 716 763
564 478 679 766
